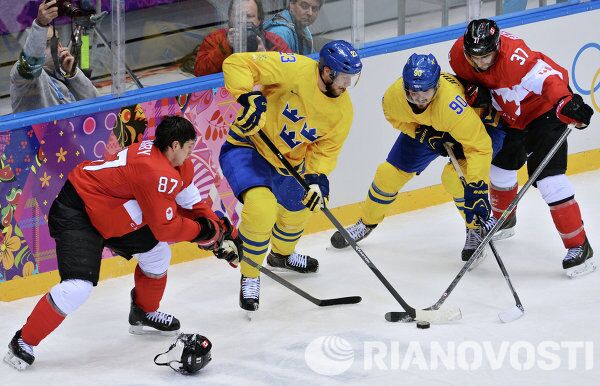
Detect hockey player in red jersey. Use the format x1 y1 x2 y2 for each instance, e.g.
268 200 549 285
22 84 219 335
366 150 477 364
449 19 595 277
4 116 242 371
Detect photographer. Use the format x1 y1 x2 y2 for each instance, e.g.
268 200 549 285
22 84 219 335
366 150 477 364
10 0 99 113
193 0 290 77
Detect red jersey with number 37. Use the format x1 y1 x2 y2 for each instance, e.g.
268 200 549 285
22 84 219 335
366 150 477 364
449 32 571 129
68 140 217 240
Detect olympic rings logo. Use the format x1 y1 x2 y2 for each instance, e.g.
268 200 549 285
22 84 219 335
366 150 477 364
571 43 600 112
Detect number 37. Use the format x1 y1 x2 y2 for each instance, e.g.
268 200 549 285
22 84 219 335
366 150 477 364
158 177 178 194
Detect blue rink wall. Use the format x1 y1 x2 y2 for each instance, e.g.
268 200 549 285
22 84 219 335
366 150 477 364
0 0 599 301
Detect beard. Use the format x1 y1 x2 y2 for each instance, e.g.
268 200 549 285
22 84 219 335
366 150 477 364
324 80 342 98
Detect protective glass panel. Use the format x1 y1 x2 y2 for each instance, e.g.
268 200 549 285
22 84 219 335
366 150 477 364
0 0 110 116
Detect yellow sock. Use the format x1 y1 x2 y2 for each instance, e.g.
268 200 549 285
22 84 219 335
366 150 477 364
238 187 278 278
271 206 311 256
362 161 414 225
441 160 476 229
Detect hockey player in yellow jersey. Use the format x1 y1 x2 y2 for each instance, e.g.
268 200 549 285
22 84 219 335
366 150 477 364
219 40 362 314
330 53 505 263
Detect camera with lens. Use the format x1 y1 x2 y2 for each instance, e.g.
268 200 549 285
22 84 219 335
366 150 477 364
245 23 265 52
45 0 92 18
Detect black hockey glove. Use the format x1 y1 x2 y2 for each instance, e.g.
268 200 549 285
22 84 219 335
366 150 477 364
234 91 267 136
556 94 594 129
302 173 329 211
415 125 449 156
463 180 492 225
465 83 492 108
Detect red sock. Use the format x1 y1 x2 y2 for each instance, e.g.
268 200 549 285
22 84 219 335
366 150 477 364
133 265 167 313
21 294 66 346
491 183 518 220
549 198 586 248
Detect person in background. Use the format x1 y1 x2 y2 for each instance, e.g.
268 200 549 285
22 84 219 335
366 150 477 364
10 0 98 113
194 0 290 77
263 0 323 55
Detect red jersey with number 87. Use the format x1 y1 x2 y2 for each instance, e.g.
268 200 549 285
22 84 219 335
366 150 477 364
68 140 216 240
449 32 571 129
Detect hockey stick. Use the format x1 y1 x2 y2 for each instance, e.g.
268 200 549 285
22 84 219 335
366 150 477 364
387 128 571 322
241 257 362 306
252 129 461 323
445 143 524 323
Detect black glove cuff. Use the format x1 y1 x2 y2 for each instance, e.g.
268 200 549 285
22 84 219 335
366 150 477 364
193 217 216 243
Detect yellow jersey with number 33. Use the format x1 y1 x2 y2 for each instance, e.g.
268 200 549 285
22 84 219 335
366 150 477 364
382 72 493 183
222 51 354 176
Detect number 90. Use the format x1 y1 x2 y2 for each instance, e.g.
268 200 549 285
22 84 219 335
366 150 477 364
449 95 468 115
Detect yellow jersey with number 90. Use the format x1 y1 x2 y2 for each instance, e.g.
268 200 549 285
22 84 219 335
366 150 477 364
382 72 493 183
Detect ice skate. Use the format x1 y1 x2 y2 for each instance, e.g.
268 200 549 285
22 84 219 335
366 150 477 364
563 238 596 278
266 251 319 273
4 330 34 371
492 214 516 241
240 276 260 320
330 219 377 249
128 289 180 335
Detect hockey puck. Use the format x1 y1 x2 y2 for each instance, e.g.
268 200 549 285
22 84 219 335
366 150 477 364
416 321 430 329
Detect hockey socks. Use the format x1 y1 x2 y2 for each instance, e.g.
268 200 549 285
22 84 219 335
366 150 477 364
490 183 517 221
134 265 167 313
21 294 66 346
549 197 586 248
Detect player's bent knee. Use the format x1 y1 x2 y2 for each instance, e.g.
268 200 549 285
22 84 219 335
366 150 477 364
241 187 278 232
137 241 171 276
441 162 464 197
49 279 93 315
373 162 414 193
537 174 575 204
490 165 517 188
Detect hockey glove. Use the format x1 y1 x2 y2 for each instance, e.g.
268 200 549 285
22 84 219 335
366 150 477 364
414 125 449 156
213 217 243 268
194 217 242 267
234 91 267 136
463 180 492 225
302 173 329 211
556 94 594 129
465 84 492 108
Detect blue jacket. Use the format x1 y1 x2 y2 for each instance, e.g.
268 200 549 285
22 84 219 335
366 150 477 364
262 9 314 55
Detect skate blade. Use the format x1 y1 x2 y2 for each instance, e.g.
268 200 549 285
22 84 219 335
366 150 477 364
467 250 488 271
128 325 179 336
265 265 319 274
242 310 257 321
498 306 524 323
566 256 597 278
492 227 515 241
3 351 29 371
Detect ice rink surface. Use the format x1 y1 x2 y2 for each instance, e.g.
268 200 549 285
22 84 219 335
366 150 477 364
1 170 599 385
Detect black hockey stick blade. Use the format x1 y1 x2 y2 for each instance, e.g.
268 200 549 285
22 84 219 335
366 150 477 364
318 296 363 306
385 311 414 323
242 257 362 307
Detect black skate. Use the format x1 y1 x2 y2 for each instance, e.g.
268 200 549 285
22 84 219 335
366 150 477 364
492 214 516 241
128 289 180 335
563 238 596 278
330 219 377 249
266 251 319 273
240 276 260 319
4 330 34 371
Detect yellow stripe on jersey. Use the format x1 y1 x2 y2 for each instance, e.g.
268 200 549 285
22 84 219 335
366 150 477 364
222 52 354 176
381 72 493 184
